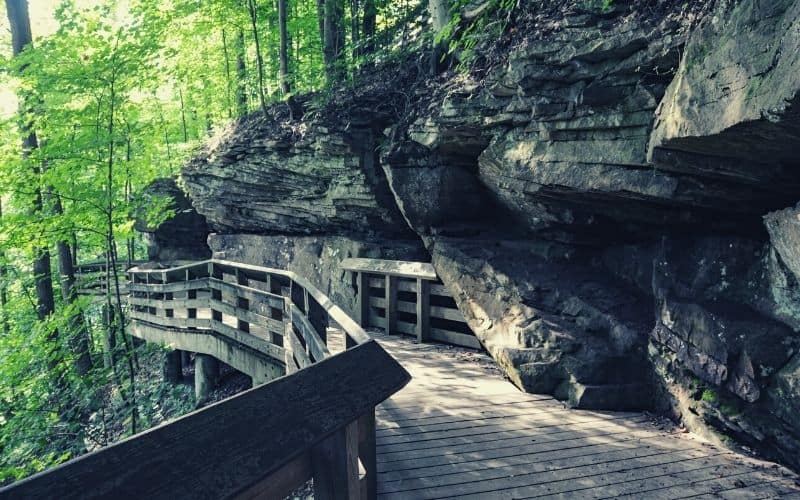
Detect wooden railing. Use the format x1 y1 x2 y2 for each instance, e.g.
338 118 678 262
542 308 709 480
1 259 409 500
126 260 372 372
74 260 147 296
342 258 481 350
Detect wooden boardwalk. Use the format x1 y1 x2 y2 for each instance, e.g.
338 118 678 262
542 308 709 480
368 333 800 500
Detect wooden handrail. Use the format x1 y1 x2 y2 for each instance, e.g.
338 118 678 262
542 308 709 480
128 259 371 347
341 257 438 280
2 259 411 499
0 341 410 500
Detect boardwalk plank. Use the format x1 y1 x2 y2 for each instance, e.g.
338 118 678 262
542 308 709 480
372 332 800 500
378 432 695 481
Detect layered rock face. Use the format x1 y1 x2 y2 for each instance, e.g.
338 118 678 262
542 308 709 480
182 106 427 313
134 178 212 262
178 0 800 470
183 114 410 237
383 0 800 467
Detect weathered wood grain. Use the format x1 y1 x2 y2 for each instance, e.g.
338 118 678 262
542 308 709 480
342 258 437 281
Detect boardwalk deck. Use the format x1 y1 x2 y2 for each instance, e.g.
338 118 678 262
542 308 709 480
366 333 800 500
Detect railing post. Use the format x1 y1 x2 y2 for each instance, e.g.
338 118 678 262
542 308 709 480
416 278 430 343
284 298 297 375
209 262 222 323
358 409 377 499
195 353 219 405
312 420 360 500
163 271 174 318
186 268 197 325
385 275 397 336
146 273 159 318
357 272 369 329
236 269 250 334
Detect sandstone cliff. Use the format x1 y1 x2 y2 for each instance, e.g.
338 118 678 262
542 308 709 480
177 0 800 470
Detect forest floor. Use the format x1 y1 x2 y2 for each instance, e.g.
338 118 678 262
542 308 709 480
85 346 252 454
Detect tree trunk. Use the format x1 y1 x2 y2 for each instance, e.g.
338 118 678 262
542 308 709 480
125 127 134 267
101 301 116 370
178 87 188 142
362 0 376 67
0 199 8 336
6 0 59 352
278 0 290 95
71 232 78 267
221 29 234 118
246 0 269 115
316 0 325 50
54 196 93 377
323 0 345 83
428 0 449 74
235 28 248 116
350 0 360 61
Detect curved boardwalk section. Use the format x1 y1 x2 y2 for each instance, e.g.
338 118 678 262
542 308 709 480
371 333 800 500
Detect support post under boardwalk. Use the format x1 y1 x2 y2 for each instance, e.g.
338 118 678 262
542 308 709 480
180 350 191 368
163 350 182 384
195 354 219 404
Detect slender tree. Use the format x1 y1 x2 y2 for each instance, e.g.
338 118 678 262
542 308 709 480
362 0 376 58
6 0 60 351
235 28 248 115
428 0 449 74
246 0 269 114
54 195 93 377
221 29 234 117
349 0 359 61
323 0 345 83
0 198 8 336
278 0 290 94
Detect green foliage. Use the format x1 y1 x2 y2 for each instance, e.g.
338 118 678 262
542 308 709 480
439 0 518 69
701 388 718 404
583 0 615 13
0 0 436 486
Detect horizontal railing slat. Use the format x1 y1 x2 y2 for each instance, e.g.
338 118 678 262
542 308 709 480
128 311 212 330
128 278 211 294
212 320 286 361
210 300 283 333
430 328 481 350
290 304 331 363
128 259 371 347
367 277 416 293
287 329 312 369
207 278 285 309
